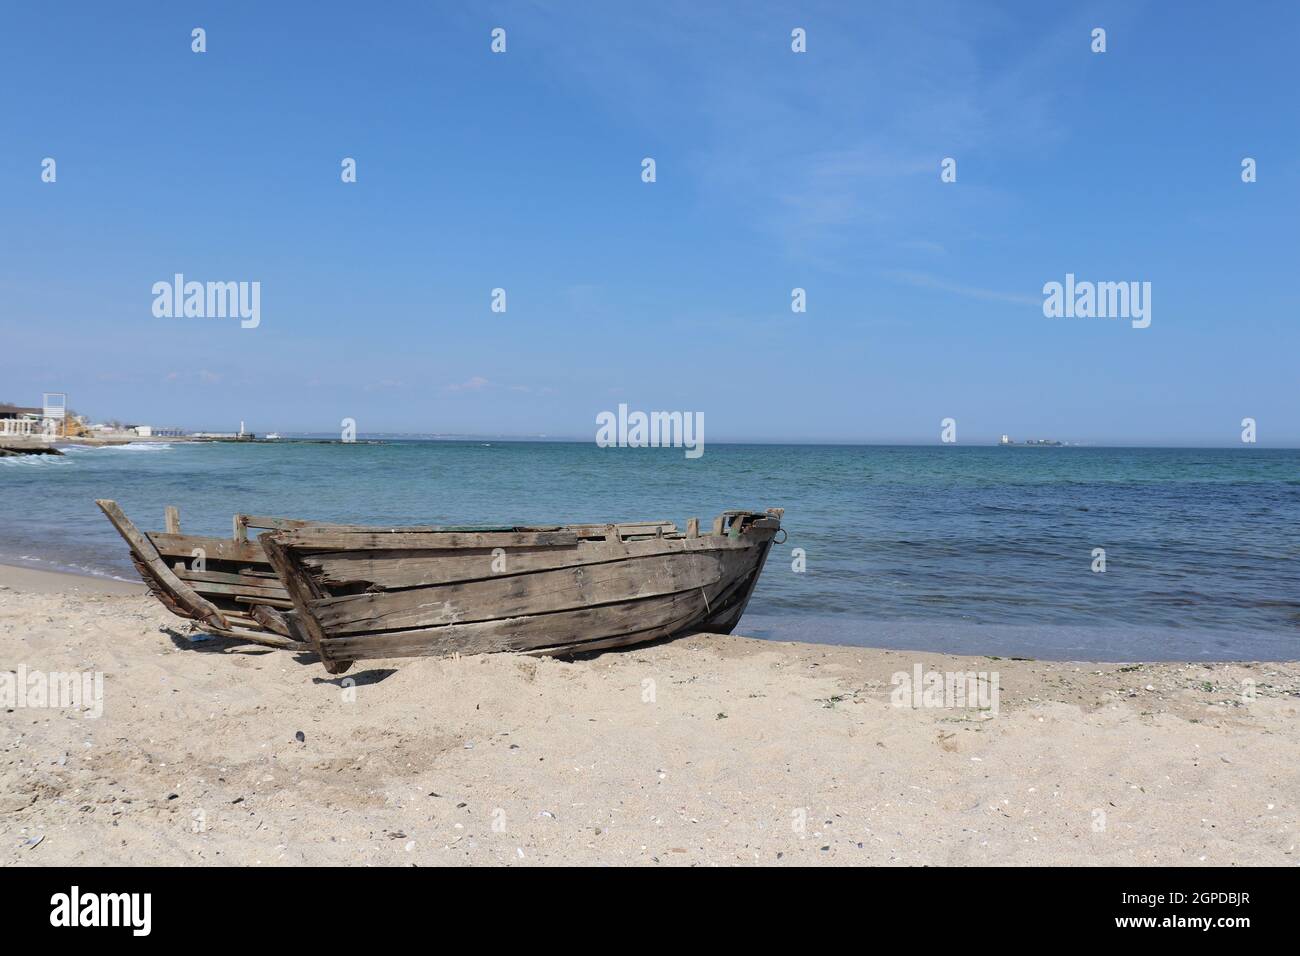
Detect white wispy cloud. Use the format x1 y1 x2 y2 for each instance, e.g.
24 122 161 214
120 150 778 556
445 376 492 392
885 269 1040 307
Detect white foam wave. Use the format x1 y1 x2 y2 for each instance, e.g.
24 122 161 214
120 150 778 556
0 453 69 467
3 553 133 582
98 442 173 452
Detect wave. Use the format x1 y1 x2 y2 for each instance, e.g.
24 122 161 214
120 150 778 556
97 442 173 452
0 454 70 467
0 552 134 582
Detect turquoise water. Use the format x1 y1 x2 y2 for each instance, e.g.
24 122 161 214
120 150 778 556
2 440 1297 660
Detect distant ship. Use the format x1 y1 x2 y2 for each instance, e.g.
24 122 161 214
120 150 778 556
998 435 1062 446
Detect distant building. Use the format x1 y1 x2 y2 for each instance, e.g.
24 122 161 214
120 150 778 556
999 434 1012 445
0 403 46 438
0 403 42 421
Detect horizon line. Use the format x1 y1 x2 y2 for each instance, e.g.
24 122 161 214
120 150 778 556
171 432 1299 450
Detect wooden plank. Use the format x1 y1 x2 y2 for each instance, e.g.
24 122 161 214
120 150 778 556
234 595 295 609
186 580 286 599
310 550 725 635
206 625 302 650
299 533 758 590
568 521 676 537
319 588 712 660
304 546 575 588
249 605 292 638
164 505 180 534
220 610 263 628
530 624 696 657
162 521 673 560
150 533 265 564
282 611 312 645
173 577 287 600
238 515 345 532
271 529 580 551
687 517 699 538
239 515 366 530
173 567 282 586
259 533 349 674
95 500 228 629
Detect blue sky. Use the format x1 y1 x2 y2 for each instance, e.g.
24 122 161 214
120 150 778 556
1 1 1296 444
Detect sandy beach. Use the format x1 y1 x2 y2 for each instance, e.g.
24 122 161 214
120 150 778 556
2 562 1297 866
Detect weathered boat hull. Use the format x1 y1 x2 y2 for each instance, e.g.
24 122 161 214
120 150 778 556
95 499 314 649
262 509 784 673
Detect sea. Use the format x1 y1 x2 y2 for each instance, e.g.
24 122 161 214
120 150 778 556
2 440 1297 661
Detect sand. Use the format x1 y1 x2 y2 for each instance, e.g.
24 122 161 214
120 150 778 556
1 562 1296 866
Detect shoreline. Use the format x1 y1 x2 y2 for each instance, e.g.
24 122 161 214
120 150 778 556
0 561 140 594
2 561 1298 865
4 561 1297 664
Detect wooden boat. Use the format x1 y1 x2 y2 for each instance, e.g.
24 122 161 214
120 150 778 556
96 499 318 650
260 508 784 673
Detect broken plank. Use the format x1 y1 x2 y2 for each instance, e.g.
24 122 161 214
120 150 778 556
96 500 227 630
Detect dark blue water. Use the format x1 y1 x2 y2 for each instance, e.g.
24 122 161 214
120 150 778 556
2 441 1297 660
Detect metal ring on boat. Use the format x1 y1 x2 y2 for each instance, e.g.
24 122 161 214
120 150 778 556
773 529 787 545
